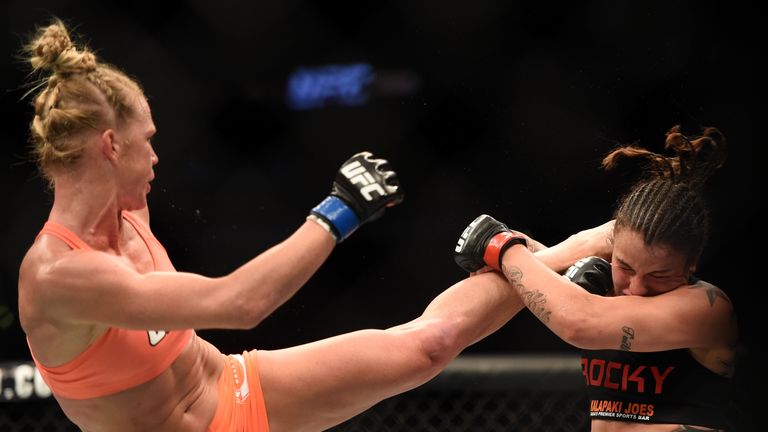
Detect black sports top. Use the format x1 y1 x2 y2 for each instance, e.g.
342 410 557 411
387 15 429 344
580 348 732 428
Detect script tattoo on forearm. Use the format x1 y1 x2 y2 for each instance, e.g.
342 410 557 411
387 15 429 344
503 264 552 324
620 326 635 351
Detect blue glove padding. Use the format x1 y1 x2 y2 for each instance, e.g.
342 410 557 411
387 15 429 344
310 151 403 242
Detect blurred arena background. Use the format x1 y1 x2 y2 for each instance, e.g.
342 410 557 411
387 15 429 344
1 1 763 430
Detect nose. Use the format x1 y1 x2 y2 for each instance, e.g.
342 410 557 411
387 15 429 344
624 276 649 296
151 148 159 165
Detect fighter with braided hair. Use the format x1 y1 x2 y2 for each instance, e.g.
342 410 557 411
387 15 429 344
18 18 537 432
455 126 738 431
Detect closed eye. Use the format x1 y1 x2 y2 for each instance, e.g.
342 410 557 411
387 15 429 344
612 260 633 273
648 273 683 280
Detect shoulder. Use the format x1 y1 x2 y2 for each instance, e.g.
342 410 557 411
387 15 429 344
684 280 739 373
18 238 90 327
20 237 133 306
670 279 737 346
650 280 735 332
684 279 733 309
19 235 77 290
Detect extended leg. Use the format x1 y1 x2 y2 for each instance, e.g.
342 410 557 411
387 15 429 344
256 271 522 432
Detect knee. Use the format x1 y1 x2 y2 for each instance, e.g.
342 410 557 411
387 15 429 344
400 317 465 377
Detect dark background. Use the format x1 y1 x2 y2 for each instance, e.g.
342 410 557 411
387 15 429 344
1 1 763 430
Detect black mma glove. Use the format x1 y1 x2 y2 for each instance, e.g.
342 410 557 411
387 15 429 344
454 214 529 273
309 151 404 242
563 256 612 296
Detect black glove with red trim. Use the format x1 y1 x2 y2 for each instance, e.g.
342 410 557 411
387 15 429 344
454 214 529 273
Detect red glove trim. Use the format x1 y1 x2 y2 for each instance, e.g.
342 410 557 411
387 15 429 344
483 232 526 271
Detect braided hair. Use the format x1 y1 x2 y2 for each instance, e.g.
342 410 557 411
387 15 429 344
603 126 727 265
23 18 145 184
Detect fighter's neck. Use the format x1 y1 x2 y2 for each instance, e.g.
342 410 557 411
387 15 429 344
48 178 127 252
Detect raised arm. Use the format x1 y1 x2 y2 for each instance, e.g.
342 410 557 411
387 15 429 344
20 152 403 332
452 214 734 353
532 220 614 273
21 220 333 331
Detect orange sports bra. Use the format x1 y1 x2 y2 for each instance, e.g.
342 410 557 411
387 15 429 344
28 211 194 400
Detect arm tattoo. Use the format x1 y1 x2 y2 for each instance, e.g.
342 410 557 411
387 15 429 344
687 281 729 307
620 326 635 351
502 264 552 324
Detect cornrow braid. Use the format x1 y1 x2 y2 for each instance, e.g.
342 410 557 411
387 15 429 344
604 125 727 264
85 67 140 121
22 18 145 185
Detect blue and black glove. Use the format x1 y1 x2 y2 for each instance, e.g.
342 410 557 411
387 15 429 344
309 151 404 242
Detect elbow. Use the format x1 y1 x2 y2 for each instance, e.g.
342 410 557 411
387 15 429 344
227 291 272 330
214 274 274 330
551 308 596 349
559 320 592 349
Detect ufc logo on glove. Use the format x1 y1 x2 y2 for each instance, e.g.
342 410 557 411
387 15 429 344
341 161 388 201
455 215 485 253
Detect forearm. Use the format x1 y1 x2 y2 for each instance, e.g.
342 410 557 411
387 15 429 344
533 221 614 273
452 215 619 349
533 235 598 273
222 151 402 328
420 271 525 347
501 244 598 346
224 220 335 328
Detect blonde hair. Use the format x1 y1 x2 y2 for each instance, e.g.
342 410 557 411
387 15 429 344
23 18 145 183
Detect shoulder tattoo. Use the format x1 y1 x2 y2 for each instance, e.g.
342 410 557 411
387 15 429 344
687 280 730 308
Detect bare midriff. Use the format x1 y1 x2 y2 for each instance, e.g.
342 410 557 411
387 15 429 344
55 336 225 432
591 420 720 432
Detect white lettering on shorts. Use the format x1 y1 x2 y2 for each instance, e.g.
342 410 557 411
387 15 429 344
233 354 250 405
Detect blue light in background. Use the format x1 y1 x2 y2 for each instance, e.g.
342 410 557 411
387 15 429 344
286 63 375 110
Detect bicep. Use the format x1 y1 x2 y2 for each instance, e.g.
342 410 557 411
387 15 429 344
36 251 228 330
581 290 732 352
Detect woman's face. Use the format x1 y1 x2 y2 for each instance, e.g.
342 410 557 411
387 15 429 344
114 96 158 210
610 229 692 297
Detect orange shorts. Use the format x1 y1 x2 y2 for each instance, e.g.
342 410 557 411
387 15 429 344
208 351 269 432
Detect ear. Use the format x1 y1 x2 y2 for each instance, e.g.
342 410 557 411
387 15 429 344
99 129 120 163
